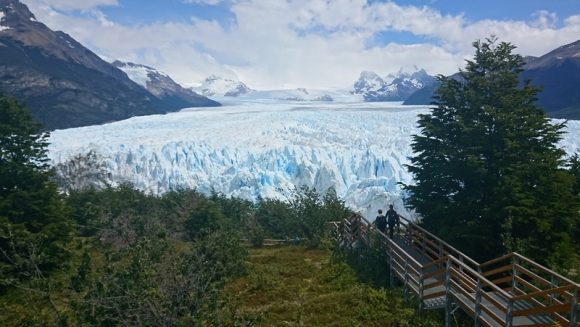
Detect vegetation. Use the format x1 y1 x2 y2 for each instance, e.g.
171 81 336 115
0 96 72 288
225 245 440 326
0 100 353 326
406 38 580 269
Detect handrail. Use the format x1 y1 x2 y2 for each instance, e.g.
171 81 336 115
398 215 480 270
448 255 512 300
511 284 576 302
333 213 580 327
480 252 515 268
360 216 423 269
512 252 579 287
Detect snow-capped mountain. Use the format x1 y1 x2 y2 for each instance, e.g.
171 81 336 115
0 0 219 130
47 101 580 219
193 75 252 97
353 67 436 102
236 88 339 102
113 61 219 108
194 75 349 102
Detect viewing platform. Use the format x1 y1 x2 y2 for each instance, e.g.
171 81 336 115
331 214 579 327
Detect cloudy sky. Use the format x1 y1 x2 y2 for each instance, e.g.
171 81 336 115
21 0 580 89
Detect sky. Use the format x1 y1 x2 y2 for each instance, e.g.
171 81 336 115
21 0 580 89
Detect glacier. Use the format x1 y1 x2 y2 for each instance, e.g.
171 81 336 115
48 100 580 220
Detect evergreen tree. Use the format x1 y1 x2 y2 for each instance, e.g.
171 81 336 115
0 96 72 285
406 38 579 268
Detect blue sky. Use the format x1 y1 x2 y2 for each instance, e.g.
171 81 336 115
22 0 580 88
78 0 580 28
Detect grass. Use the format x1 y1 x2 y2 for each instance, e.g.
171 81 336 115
225 245 440 326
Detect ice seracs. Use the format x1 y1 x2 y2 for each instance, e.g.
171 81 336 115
47 100 580 220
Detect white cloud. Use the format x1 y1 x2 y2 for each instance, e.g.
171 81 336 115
18 0 580 89
531 10 558 29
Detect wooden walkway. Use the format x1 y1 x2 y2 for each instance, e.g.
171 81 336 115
331 214 579 327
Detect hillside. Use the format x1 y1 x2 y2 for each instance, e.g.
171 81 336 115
403 40 580 119
521 40 580 119
0 0 218 130
225 245 439 326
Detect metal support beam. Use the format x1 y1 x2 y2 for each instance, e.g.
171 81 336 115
474 277 482 327
445 257 452 327
571 289 577 327
404 261 409 301
506 299 514 327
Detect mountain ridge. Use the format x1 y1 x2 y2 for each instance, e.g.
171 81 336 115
352 67 436 102
113 61 219 110
0 0 218 130
403 39 580 119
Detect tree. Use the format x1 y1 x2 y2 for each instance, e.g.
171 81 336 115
406 38 579 268
0 96 72 285
568 154 580 251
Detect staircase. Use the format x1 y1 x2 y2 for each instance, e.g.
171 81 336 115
331 214 579 327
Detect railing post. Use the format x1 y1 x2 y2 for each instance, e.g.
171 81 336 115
571 289 577 327
549 275 556 304
389 245 394 288
512 255 518 293
445 257 452 327
421 231 426 255
506 298 513 327
418 270 424 311
474 277 482 327
404 261 409 300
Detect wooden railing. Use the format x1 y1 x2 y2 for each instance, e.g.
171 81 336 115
331 213 579 327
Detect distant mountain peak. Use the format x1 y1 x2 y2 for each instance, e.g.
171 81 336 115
396 64 421 76
112 60 169 88
353 67 435 102
0 0 36 22
194 75 252 97
112 60 215 107
359 70 381 79
525 39 580 70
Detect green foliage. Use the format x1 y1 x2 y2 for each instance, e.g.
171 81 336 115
52 150 110 193
406 38 579 268
567 154 580 253
185 197 226 240
0 95 72 286
2 172 356 324
72 231 247 326
335 235 392 288
255 197 296 239
290 187 352 248
226 245 440 326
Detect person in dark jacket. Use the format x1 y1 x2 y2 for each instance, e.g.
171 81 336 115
374 209 387 233
386 205 399 238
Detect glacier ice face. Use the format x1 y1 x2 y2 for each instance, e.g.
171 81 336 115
48 100 580 221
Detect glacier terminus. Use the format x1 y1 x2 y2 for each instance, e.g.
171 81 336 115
48 99 580 219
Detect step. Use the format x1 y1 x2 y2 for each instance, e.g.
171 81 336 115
423 295 446 310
